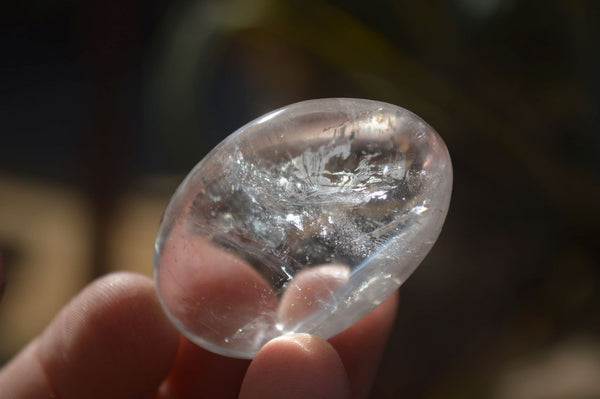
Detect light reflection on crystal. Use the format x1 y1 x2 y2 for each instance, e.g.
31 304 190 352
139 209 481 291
154 98 452 359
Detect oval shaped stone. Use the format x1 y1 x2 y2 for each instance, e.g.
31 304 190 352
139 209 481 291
154 98 452 358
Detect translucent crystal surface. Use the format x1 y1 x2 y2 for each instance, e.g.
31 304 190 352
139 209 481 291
154 98 452 358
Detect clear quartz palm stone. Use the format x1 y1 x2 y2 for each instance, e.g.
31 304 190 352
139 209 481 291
154 98 452 359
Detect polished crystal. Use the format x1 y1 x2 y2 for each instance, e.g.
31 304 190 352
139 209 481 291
154 98 452 358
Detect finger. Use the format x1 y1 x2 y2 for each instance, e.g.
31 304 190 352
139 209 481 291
0 340 56 398
328 291 399 399
239 333 351 399
156 222 278 356
278 264 350 330
157 336 250 399
0 272 180 398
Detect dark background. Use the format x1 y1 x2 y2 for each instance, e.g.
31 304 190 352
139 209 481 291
1 1 599 397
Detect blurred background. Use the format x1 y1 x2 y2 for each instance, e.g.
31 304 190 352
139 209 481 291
1 0 599 397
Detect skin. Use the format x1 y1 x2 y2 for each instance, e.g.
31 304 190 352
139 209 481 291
0 272 398 399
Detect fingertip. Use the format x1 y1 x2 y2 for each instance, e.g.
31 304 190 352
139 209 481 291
240 333 351 399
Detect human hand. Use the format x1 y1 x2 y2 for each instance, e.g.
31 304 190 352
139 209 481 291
0 272 398 399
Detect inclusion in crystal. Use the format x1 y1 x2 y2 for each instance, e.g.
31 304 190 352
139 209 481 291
154 98 452 358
